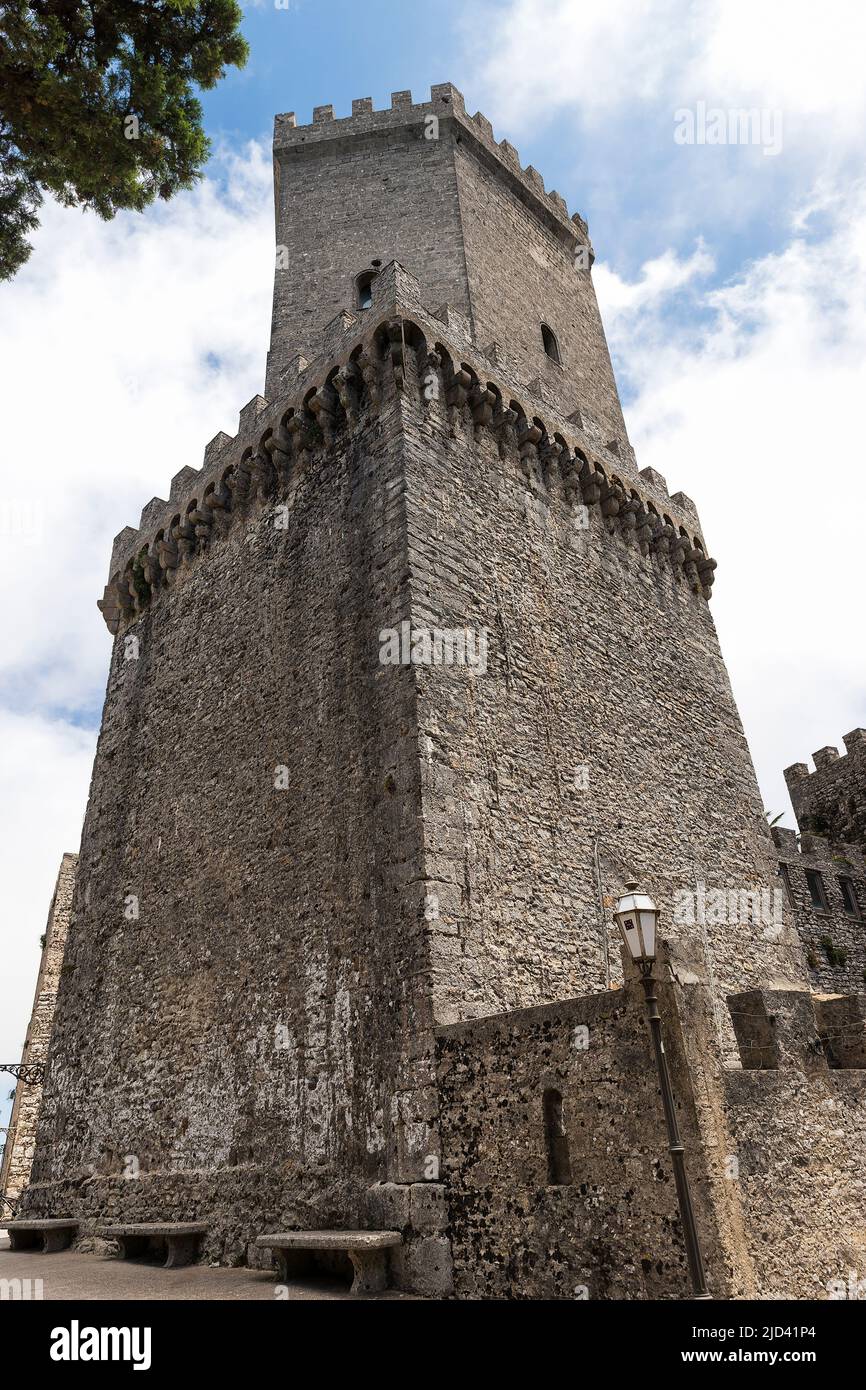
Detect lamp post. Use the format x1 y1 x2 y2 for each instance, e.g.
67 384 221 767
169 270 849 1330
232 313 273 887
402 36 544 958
614 881 711 1300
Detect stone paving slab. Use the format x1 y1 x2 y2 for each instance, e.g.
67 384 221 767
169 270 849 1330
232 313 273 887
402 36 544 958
0 1237 414 1300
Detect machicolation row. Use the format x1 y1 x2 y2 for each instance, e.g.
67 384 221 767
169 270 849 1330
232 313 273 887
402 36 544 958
99 315 716 635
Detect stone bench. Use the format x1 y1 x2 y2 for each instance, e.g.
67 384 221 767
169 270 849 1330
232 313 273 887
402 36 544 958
6 1219 79 1253
97 1222 207 1269
256 1230 402 1296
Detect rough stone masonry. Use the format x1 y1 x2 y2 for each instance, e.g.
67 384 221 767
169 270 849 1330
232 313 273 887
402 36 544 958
14 85 866 1299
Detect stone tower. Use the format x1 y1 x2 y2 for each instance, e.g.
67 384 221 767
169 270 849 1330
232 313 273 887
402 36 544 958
22 85 851 1300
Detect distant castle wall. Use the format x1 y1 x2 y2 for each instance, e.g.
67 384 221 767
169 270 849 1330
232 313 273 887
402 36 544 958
785 730 866 853
773 827 866 994
724 985 866 1297
0 853 77 1207
779 734 866 992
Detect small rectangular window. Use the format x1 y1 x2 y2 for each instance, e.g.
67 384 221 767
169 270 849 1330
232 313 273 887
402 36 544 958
805 869 829 912
778 863 793 907
839 877 861 917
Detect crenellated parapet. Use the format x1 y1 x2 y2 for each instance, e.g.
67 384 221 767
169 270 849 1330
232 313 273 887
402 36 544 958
273 83 591 257
98 261 715 635
784 729 866 855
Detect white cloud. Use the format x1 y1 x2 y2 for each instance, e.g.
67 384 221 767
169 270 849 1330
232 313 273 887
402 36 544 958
593 241 714 313
595 184 866 822
0 142 273 1073
459 0 866 240
465 0 866 137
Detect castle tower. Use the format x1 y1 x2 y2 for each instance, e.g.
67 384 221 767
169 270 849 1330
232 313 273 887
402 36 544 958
266 83 626 447
20 86 815 1297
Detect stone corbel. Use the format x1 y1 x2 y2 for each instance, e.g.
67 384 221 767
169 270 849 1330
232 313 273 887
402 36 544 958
468 384 497 429
516 418 543 475
445 367 473 413
308 384 338 446
578 459 602 505
384 320 406 390
265 424 294 486
599 476 622 520
698 556 717 598
618 497 639 539
188 500 215 541
176 517 197 564
141 547 161 589
249 449 275 500
355 347 381 411
333 365 361 424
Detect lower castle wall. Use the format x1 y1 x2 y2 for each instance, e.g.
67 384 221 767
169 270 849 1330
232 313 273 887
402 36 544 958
434 981 726 1299
723 1067 866 1299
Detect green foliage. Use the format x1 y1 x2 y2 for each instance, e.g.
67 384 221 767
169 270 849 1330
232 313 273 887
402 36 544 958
818 935 847 968
0 1 248 279
763 809 784 827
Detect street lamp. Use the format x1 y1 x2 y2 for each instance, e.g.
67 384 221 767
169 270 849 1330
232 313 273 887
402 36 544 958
614 881 711 1300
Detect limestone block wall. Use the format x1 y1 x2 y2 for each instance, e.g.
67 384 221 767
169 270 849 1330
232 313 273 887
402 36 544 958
398 339 805 1034
0 853 77 1206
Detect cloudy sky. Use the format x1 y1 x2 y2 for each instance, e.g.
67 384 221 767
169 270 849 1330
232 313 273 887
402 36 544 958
2 0 864 1117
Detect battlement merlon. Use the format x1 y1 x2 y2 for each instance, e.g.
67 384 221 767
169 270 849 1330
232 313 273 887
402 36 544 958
272 84 591 253
784 729 866 787
104 259 711 608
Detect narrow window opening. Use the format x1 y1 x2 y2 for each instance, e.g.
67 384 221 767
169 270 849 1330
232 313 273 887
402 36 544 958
839 876 860 917
356 270 376 310
806 869 829 912
541 323 561 364
543 1088 572 1185
778 862 793 907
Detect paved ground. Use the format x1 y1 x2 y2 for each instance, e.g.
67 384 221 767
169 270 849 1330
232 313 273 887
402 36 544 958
0 1234 412 1300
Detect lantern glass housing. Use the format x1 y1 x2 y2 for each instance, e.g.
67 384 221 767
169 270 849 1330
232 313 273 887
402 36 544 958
614 881 659 965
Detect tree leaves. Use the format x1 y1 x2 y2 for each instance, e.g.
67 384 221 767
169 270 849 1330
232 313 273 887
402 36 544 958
0 0 248 278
